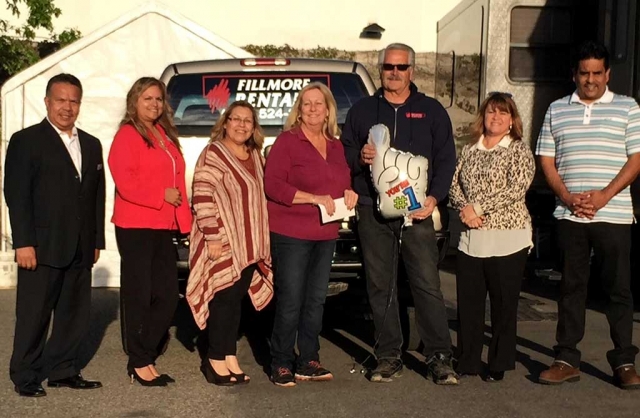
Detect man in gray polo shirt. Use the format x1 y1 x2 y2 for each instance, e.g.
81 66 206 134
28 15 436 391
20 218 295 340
536 41 640 390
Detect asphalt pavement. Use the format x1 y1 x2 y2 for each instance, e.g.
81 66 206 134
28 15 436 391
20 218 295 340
1 263 640 418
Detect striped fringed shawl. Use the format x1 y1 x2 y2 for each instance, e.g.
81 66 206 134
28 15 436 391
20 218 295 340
186 142 274 330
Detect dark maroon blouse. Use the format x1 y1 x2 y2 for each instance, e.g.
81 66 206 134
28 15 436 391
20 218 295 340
264 128 352 240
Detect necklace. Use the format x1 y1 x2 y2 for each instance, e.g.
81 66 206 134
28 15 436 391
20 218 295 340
147 124 167 150
221 139 249 160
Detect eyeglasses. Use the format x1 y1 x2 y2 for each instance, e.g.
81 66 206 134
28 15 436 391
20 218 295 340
381 63 412 72
228 116 254 126
487 91 514 99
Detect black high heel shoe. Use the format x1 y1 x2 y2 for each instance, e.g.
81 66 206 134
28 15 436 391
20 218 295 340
201 362 236 387
229 372 250 385
128 368 167 387
149 362 175 383
156 374 175 384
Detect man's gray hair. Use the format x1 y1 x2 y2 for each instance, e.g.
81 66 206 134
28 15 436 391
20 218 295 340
378 43 416 67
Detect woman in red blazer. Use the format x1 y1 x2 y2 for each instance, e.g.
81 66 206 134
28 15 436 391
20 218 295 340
108 77 192 386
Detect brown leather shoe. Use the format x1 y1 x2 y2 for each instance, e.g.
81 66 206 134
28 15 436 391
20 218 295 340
614 365 640 390
538 361 580 385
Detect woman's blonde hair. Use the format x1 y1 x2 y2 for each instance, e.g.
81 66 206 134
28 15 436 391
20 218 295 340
119 77 181 152
284 82 340 139
470 93 523 142
210 101 265 150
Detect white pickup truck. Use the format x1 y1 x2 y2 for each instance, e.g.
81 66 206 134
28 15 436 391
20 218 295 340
159 57 450 288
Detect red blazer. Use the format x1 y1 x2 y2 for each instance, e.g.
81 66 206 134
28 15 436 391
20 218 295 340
108 124 192 233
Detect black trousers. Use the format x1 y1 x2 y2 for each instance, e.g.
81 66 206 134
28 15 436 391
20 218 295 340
207 264 256 360
455 248 528 374
555 220 638 369
357 204 452 360
10 246 91 387
116 227 178 369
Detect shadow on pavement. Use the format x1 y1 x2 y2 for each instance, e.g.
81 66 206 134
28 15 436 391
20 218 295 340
320 279 459 378
321 280 377 371
78 284 119 370
241 297 275 377
173 296 201 353
170 257 624 387
511 327 612 385
318 276 615 386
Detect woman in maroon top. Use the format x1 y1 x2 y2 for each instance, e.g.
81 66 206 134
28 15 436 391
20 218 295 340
108 77 192 387
265 82 358 387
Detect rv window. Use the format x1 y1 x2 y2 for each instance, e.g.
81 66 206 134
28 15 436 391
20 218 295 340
602 0 630 61
435 51 455 108
509 6 572 81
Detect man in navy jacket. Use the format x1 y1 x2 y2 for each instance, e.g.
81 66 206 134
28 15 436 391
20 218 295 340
342 43 457 384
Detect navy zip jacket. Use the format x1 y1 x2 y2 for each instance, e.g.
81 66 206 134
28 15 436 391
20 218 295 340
341 83 456 206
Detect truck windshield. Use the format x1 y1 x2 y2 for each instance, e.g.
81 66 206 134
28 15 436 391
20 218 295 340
166 72 370 136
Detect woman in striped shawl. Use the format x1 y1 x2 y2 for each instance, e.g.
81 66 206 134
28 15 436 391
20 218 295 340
186 101 273 386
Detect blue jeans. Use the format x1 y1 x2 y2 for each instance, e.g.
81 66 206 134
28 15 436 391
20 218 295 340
357 204 452 359
270 232 336 370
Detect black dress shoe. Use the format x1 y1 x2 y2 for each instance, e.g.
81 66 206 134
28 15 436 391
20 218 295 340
486 371 505 382
48 374 102 389
15 383 47 397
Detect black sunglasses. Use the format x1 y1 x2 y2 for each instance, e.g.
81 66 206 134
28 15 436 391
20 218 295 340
381 63 412 71
487 91 514 99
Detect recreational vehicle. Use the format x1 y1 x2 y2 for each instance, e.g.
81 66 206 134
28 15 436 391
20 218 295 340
434 0 637 153
437 0 640 294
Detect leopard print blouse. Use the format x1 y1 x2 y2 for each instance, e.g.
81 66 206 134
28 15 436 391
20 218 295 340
449 137 535 230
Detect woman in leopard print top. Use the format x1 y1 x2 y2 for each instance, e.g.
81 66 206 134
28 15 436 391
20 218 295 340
449 93 534 382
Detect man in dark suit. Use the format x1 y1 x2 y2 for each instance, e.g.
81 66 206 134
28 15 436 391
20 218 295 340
4 73 106 397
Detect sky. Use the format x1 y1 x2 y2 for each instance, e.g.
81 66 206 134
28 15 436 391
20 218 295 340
1 0 466 51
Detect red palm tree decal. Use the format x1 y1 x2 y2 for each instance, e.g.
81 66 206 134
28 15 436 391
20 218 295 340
206 79 231 112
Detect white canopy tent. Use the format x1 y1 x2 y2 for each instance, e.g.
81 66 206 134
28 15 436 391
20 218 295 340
0 1 251 287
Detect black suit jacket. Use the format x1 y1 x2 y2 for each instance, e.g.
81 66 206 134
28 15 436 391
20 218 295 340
4 119 106 269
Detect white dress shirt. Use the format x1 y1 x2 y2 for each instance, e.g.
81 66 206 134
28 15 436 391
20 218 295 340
47 117 82 180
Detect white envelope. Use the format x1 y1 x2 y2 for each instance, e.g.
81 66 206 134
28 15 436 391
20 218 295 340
318 197 355 224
